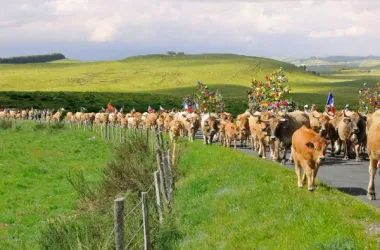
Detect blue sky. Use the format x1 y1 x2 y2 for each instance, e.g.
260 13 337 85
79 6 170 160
1 0 379 61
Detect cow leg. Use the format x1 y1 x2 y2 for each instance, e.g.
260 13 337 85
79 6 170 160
259 140 266 159
203 135 208 145
330 139 335 157
281 147 288 164
312 167 320 189
354 144 361 161
233 137 237 149
334 139 342 155
367 158 377 200
304 167 314 191
294 154 303 188
343 140 349 160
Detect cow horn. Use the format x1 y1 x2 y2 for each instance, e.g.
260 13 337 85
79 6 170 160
343 110 348 117
313 114 321 119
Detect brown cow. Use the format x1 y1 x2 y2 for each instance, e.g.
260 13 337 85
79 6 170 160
366 110 380 200
236 114 250 147
201 113 219 145
169 120 182 143
145 113 158 130
186 113 200 142
249 112 271 159
337 111 366 160
319 114 338 156
308 110 322 133
224 121 237 149
268 111 310 163
292 126 330 191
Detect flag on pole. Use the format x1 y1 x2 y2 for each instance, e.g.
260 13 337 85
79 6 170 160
160 105 164 111
148 106 154 113
195 102 199 109
326 92 335 114
107 102 114 112
182 102 188 109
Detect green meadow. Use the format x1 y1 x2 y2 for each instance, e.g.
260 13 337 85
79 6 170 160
0 123 112 249
0 54 377 112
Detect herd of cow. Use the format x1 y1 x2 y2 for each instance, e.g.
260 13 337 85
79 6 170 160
1 107 379 200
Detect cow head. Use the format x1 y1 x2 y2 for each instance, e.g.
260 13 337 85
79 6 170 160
253 112 271 135
189 116 200 130
268 116 287 141
306 138 330 164
319 114 331 136
239 115 249 136
208 117 218 136
344 111 361 134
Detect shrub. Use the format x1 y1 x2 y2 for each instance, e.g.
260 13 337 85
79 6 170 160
0 120 13 129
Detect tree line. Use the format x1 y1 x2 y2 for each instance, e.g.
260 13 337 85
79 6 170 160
0 53 65 64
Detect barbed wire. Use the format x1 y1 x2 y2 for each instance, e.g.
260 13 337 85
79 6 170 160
147 182 155 194
125 223 144 249
102 227 115 250
124 200 142 219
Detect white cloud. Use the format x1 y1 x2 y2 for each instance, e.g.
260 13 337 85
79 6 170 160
1 0 380 58
308 26 368 38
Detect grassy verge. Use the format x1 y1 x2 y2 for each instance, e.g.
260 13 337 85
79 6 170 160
171 141 380 249
0 122 112 249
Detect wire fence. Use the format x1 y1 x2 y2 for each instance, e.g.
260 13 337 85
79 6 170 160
1 116 175 249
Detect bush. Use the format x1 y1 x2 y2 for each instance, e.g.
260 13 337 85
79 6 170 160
0 120 13 130
40 130 174 249
33 123 47 131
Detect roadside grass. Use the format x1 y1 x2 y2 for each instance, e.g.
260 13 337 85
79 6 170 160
0 123 112 249
172 141 380 249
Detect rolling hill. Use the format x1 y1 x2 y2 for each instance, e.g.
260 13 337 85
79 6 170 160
0 53 376 112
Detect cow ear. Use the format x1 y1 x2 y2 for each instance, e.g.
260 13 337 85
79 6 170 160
306 142 314 149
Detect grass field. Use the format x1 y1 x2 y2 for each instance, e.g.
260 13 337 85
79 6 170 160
172 141 380 249
1 53 376 112
0 123 112 249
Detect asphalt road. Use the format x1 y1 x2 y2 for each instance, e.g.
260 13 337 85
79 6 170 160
196 132 380 208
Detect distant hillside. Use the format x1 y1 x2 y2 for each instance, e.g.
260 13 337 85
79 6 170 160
279 55 380 69
0 53 65 64
319 55 380 63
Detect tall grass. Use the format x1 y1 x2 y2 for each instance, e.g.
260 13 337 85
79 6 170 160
39 130 179 249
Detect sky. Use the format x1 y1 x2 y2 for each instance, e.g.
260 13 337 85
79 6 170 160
1 0 380 61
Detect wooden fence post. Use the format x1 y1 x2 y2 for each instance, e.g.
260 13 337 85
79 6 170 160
154 171 163 223
107 123 110 140
142 192 150 250
119 126 122 143
163 151 174 202
114 197 125 250
156 149 168 205
155 133 162 150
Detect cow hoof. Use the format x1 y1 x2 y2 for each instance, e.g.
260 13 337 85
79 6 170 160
367 193 376 200
262 156 266 160
281 160 286 164
343 157 349 160
298 184 303 188
308 187 315 192
356 158 361 162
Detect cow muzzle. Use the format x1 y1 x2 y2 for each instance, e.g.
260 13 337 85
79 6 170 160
353 128 359 134
318 156 326 163
270 136 276 141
